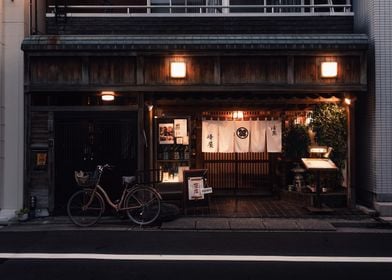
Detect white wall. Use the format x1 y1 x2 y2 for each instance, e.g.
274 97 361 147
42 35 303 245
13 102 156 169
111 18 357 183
354 0 392 215
0 0 28 223
0 0 5 217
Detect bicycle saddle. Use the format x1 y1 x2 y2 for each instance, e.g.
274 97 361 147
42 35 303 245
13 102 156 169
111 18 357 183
122 176 136 185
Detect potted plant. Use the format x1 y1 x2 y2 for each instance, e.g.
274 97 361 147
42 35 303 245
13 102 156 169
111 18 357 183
15 208 29 222
283 124 311 161
281 124 311 191
309 103 347 188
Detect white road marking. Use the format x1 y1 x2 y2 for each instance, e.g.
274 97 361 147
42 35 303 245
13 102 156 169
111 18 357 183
0 253 392 263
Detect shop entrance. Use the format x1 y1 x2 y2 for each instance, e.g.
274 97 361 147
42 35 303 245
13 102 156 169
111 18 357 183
54 112 138 214
203 152 277 195
200 111 281 196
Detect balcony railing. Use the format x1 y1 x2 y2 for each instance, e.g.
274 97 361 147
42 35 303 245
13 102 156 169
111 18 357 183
46 1 353 17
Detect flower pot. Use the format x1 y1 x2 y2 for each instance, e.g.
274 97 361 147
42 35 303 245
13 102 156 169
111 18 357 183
17 213 28 222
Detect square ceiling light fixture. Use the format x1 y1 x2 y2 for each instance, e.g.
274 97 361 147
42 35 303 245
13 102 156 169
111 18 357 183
170 61 186 78
321 62 338 78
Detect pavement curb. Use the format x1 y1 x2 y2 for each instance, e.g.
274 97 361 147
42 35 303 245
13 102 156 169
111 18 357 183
1 216 388 233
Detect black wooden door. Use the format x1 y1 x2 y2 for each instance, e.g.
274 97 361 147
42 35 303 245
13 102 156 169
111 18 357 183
54 112 137 214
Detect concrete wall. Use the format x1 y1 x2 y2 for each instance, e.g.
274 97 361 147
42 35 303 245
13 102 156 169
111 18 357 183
0 0 28 223
353 0 392 215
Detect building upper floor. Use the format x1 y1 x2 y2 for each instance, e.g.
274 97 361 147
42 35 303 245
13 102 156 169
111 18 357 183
39 0 354 35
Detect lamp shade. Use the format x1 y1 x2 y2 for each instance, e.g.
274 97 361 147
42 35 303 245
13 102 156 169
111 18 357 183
170 62 186 78
101 91 115 101
321 62 338 78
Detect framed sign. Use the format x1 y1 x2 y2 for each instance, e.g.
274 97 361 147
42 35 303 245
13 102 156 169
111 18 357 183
159 123 174 144
33 151 48 170
188 177 204 200
174 119 187 137
301 158 338 170
183 169 211 214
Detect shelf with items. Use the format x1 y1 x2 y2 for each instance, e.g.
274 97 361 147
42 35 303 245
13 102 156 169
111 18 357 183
155 116 192 184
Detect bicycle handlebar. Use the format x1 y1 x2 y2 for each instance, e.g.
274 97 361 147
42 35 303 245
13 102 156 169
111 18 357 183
97 164 115 172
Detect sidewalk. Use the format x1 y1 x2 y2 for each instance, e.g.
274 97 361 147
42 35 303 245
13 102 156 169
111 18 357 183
1 215 390 233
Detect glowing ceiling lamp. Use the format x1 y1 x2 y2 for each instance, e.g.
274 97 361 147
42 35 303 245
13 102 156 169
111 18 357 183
101 91 115 101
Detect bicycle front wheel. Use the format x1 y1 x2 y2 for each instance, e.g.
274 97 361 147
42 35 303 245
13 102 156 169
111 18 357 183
125 187 161 225
67 189 104 227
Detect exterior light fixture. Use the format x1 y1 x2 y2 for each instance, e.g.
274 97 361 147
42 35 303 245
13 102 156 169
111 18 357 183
101 91 115 101
233 111 244 120
321 62 338 78
170 62 186 78
344 98 351 105
309 146 328 154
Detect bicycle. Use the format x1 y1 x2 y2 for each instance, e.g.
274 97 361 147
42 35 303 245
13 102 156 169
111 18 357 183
67 164 162 227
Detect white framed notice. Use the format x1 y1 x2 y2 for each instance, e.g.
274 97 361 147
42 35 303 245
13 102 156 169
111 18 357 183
174 119 187 137
188 177 205 200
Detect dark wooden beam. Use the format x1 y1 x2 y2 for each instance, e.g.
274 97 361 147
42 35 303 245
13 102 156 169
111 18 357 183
25 50 366 58
136 56 145 85
287 56 294 85
81 57 89 85
30 105 139 112
214 56 221 85
26 84 367 93
360 52 367 86
137 93 145 172
154 97 342 107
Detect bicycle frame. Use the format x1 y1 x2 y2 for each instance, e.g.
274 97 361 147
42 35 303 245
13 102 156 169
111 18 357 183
84 182 161 211
81 165 162 212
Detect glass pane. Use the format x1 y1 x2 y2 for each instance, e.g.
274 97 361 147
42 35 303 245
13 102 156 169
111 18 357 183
151 0 170 13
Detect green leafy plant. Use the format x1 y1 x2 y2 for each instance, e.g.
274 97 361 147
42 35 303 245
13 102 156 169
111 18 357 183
15 208 29 217
309 104 347 185
283 124 311 160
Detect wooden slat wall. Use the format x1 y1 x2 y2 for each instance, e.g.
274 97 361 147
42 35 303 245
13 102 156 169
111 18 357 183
29 112 50 208
294 56 361 84
28 55 363 87
144 56 215 85
221 56 287 84
203 152 271 192
89 56 136 85
30 56 83 84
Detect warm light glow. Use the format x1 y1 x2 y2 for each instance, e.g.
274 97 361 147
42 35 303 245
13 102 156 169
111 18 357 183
309 146 328 154
344 98 351 105
170 62 186 78
321 62 338 78
233 111 244 120
147 105 154 111
101 91 115 101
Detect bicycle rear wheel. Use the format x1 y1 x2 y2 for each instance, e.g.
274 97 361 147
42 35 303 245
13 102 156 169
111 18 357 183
125 186 161 225
67 189 104 227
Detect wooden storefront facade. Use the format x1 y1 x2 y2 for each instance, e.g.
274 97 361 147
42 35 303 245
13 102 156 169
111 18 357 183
22 34 367 213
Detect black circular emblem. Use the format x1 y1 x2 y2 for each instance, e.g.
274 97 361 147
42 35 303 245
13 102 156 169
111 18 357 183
236 127 249 139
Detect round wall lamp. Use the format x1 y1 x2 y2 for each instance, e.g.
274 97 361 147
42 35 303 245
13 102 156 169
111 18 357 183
101 91 115 101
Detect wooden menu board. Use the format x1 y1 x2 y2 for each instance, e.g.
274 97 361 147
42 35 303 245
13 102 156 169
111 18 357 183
301 158 338 171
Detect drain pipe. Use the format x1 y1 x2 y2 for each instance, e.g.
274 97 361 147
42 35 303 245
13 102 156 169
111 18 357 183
29 0 32 35
34 0 38 34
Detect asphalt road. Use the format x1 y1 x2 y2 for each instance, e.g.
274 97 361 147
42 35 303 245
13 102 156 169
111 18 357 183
1 231 392 279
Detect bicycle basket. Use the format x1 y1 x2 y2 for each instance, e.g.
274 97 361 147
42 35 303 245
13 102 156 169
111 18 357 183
74 170 97 187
